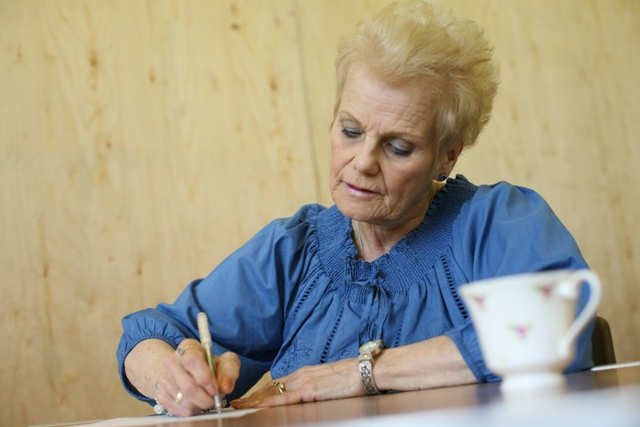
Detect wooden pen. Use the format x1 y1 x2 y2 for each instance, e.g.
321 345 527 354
197 312 223 414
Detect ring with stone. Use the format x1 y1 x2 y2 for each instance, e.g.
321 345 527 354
177 345 199 356
273 381 286 394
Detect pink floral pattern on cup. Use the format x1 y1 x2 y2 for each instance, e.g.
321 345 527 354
472 295 486 309
534 282 555 299
508 323 533 339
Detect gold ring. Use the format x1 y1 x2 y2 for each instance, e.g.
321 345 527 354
175 391 183 404
273 381 286 394
178 345 199 356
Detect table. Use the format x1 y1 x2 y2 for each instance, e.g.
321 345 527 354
53 363 640 427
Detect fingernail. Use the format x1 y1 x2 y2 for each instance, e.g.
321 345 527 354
221 377 232 393
206 384 216 395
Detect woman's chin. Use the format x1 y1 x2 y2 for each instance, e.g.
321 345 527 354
335 202 369 221
334 201 382 224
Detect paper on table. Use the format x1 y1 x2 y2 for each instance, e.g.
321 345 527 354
73 408 264 427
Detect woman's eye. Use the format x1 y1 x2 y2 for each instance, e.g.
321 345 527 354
341 128 361 138
389 142 411 157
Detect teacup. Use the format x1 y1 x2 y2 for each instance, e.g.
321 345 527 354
459 269 601 394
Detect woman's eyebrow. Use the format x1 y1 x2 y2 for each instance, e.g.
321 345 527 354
337 111 360 123
337 110 426 141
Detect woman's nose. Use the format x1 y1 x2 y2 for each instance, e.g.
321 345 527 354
353 141 380 175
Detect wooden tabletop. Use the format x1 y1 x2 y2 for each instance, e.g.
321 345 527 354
48 363 640 427
144 363 640 427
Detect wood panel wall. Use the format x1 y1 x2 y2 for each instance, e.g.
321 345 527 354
1 1 638 426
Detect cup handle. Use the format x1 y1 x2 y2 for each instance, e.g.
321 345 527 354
557 269 602 360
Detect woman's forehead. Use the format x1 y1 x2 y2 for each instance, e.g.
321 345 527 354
338 65 435 138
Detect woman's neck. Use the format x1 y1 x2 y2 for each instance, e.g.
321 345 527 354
353 181 445 262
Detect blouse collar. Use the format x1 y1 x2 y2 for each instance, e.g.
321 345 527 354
315 175 478 299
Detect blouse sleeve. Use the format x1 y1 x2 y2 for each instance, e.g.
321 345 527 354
116 204 322 404
444 182 594 382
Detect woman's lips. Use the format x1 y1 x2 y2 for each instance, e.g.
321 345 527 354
345 183 374 196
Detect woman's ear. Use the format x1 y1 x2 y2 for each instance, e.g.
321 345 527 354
440 140 464 175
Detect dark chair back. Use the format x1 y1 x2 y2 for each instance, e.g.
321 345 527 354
591 316 616 366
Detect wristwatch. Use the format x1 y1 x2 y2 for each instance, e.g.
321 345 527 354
358 340 385 395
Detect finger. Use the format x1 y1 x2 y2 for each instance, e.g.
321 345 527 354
176 343 219 397
163 349 216 412
255 392 299 408
156 376 199 417
176 339 215 383
229 397 253 409
255 381 303 407
230 380 274 409
230 379 295 409
215 352 241 394
232 390 295 408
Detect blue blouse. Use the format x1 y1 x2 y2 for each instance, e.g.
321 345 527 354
117 176 593 405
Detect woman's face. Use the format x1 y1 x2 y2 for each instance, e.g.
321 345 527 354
329 64 459 228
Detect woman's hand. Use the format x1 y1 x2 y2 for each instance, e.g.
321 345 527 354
230 358 364 408
229 336 476 409
125 338 241 417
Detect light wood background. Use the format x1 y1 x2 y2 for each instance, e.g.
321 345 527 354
2 1 639 426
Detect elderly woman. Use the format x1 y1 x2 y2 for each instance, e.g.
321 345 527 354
117 0 594 417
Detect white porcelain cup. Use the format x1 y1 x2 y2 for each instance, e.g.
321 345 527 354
459 269 601 394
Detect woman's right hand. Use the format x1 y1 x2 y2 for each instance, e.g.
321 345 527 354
154 339 241 417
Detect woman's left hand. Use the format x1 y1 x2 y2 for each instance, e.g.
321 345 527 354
230 358 365 408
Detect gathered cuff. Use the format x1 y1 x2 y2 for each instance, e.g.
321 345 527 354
116 310 188 404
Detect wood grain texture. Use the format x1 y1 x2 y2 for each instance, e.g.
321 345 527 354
2 1 312 425
1 1 638 426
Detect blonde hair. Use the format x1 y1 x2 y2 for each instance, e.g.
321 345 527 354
334 0 499 154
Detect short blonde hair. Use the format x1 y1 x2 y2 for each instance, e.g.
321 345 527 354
334 0 499 153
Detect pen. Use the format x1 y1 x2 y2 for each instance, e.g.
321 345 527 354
197 312 223 414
